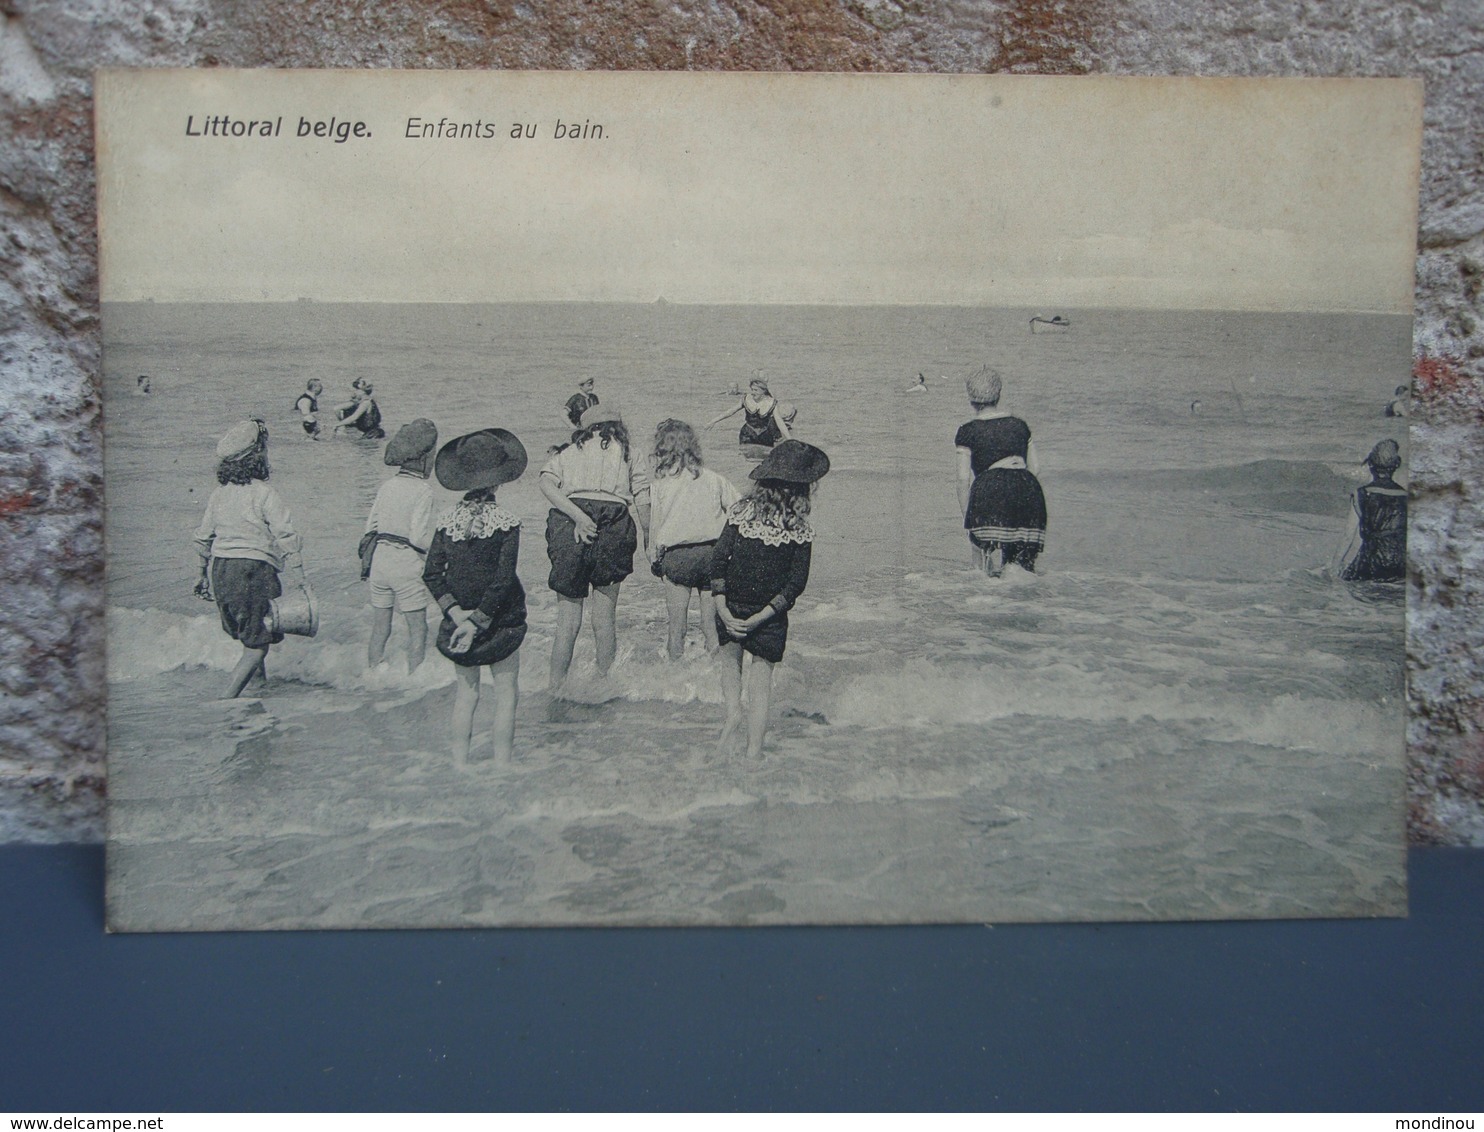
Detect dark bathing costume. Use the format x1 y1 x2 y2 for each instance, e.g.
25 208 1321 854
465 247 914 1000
211 558 283 650
339 398 385 440
955 415 1048 571
295 392 319 436
710 509 813 664
1341 477 1406 582
738 399 783 448
545 499 637 598
565 391 599 428
422 503 528 667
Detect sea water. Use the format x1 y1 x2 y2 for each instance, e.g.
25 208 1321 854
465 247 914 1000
101 303 1411 928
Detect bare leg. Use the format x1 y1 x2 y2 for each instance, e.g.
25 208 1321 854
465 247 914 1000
589 583 619 676
451 663 480 762
717 641 744 753
226 645 270 698
663 580 692 660
698 590 720 653
744 655 776 759
403 610 428 671
488 649 520 762
368 605 393 666
550 595 584 692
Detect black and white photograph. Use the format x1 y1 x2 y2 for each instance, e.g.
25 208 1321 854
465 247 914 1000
96 70 1422 930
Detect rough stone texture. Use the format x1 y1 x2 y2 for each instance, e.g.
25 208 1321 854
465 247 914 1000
1 0 1479 843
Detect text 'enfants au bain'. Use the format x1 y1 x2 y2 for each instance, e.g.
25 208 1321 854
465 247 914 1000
183 115 607 143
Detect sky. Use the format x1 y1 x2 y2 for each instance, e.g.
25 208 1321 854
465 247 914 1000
95 70 1423 313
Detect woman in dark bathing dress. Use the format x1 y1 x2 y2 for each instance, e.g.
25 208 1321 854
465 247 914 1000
1340 439 1406 582
954 366 1047 575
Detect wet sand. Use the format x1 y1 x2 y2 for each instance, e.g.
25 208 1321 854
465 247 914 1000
106 662 1404 931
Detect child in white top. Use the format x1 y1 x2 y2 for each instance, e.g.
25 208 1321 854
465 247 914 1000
364 419 439 671
538 405 650 690
193 419 306 698
648 419 739 660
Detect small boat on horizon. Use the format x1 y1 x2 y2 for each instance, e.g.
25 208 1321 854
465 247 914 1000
1029 315 1071 333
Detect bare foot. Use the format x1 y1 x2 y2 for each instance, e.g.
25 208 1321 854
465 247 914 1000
716 714 743 756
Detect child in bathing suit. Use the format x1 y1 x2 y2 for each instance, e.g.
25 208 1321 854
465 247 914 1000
539 404 650 691
648 419 740 659
364 419 439 671
422 428 529 763
710 439 829 759
193 419 308 698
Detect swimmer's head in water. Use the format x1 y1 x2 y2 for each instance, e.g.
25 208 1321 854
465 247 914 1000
1394 384 1409 397
1365 439 1402 476
966 366 1002 408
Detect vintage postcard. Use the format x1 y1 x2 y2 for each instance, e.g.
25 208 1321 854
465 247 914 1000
96 70 1421 930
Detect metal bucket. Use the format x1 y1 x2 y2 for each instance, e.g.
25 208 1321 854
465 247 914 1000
264 583 319 638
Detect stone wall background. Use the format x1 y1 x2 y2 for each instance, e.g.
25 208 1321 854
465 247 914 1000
1 0 1479 844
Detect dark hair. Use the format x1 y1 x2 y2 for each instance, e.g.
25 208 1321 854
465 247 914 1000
463 486 499 503
217 451 270 485
652 419 703 479
570 419 630 463
735 479 811 534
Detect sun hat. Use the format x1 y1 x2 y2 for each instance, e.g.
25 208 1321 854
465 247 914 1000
384 419 439 467
216 419 265 460
579 403 623 429
435 429 528 491
1365 439 1402 474
749 439 830 484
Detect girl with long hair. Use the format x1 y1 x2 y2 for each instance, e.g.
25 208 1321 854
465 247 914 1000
648 419 740 659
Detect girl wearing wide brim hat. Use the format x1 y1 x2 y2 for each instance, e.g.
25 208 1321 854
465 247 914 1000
711 439 829 759
192 419 311 699
539 404 652 692
363 419 440 673
422 428 529 763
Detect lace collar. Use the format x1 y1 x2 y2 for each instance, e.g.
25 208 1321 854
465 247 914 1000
730 503 813 547
439 501 520 542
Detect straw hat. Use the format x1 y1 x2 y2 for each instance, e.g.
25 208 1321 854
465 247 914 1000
749 439 830 484
434 428 528 491
579 403 622 428
384 419 438 466
216 419 265 460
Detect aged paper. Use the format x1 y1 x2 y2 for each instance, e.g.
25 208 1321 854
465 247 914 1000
97 70 1421 929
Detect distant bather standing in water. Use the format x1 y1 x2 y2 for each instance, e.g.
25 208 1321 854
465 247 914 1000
1340 439 1406 583
706 377 791 450
954 366 1047 575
